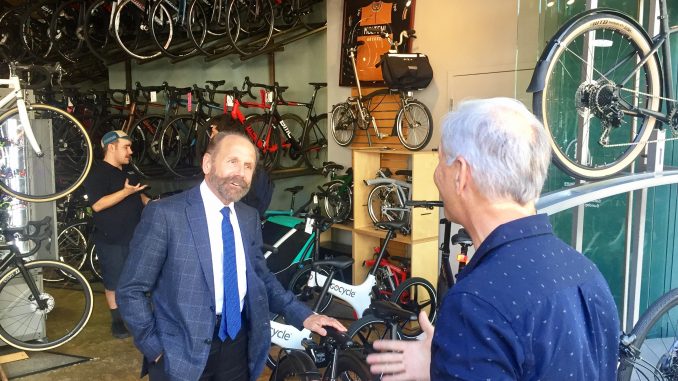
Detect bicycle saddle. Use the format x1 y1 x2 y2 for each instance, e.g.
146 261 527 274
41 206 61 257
322 326 356 350
451 228 472 245
368 300 416 323
395 169 412 177
285 186 304 194
309 82 327 88
323 163 344 173
375 221 408 233
206 80 225 88
314 256 354 270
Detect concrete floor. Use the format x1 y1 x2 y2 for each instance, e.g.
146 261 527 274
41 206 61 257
14 287 272 381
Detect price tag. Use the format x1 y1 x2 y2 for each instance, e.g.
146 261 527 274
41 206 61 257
305 218 314 234
150 91 157 102
67 97 73 107
187 92 192 112
226 95 234 107
125 93 130 105
266 90 273 103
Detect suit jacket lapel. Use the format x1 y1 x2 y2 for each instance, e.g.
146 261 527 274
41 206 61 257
186 186 216 302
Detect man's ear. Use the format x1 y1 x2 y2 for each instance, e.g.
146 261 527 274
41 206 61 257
456 157 470 194
202 152 212 175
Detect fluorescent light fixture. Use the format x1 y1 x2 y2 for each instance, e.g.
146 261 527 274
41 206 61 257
546 0 555 6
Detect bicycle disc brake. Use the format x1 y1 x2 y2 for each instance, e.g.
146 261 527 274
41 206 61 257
29 293 55 315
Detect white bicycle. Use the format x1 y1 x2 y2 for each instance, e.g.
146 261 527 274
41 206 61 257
0 62 92 202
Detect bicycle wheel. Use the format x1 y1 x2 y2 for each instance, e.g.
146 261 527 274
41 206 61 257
347 315 394 355
0 260 93 351
227 0 274 56
0 104 93 203
288 264 333 314
50 222 89 282
50 0 87 63
113 0 169 60
128 115 167 177
89 244 103 281
21 0 57 61
397 100 433 151
618 288 678 380
367 184 406 225
246 114 281 170
302 113 327 170
83 0 116 63
270 350 320 381
533 13 661 180
0 6 29 62
278 113 305 169
150 0 207 59
330 350 372 381
330 103 356 147
389 277 437 339
322 181 351 224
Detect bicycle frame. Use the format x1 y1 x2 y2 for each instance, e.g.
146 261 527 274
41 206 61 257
0 74 42 159
346 47 381 137
365 177 411 218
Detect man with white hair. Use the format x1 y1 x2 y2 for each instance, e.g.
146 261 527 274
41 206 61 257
367 98 619 380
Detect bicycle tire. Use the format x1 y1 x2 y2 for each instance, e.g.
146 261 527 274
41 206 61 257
246 114 281 170
330 103 356 147
533 13 661 180
288 264 333 314
302 113 327 170
150 0 207 59
159 115 208 178
389 277 437 339
50 222 89 282
0 6 29 62
617 288 678 380
89 244 103 281
49 0 87 63
127 115 167 178
278 113 305 169
329 350 372 381
113 0 168 60
0 104 93 203
83 0 115 64
397 100 433 151
0 260 93 351
322 181 351 224
270 349 320 381
367 184 406 225
226 0 274 56
346 314 394 355
21 0 57 61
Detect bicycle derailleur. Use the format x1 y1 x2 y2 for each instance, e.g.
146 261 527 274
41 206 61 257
576 80 624 145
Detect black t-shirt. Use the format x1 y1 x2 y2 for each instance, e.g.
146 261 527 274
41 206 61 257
83 161 144 244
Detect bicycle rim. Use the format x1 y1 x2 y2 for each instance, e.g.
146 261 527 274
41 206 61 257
0 260 93 351
0 104 93 202
89 244 103 281
114 0 164 60
347 315 392 355
367 184 405 225
618 289 678 381
53 223 89 281
159 115 205 178
50 0 87 63
278 113 305 169
332 350 372 381
84 0 114 63
227 0 274 56
330 103 355 147
397 100 433 151
535 14 660 180
129 115 167 177
322 182 351 223
302 113 327 171
389 277 437 339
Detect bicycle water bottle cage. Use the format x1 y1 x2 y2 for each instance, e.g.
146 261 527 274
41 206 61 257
451 228 472 246
368 300 417 323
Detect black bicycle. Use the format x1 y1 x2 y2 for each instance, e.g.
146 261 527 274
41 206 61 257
0 217 94 351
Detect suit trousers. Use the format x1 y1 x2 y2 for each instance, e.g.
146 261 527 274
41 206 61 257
148 312 249 381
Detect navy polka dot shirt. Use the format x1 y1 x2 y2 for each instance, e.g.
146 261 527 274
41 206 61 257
431 214 619 380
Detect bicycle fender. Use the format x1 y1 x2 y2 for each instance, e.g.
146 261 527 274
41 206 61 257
526 8 654 93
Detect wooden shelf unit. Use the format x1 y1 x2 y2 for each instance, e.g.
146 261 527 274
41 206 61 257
349 148 440 286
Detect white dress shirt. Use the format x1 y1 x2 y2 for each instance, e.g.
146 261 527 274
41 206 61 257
200 181 247 314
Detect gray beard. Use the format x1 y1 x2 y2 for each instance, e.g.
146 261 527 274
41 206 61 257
208 172 250 204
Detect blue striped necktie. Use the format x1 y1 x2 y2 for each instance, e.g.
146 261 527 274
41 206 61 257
219 207 241 341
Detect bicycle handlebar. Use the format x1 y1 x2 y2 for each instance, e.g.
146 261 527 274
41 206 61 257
406 200 443 209
0 216 53 257
12 63 65 89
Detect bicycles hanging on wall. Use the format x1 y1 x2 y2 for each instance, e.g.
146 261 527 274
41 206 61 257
527 0 677 180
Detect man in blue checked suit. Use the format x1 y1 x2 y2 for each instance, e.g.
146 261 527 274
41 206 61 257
116 130 345 381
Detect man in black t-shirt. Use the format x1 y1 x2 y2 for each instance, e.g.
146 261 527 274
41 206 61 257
83 130 150 339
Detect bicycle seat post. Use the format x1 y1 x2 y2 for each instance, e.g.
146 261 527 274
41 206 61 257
369 228 396 276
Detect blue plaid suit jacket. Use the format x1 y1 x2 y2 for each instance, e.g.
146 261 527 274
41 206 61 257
117 186 312 381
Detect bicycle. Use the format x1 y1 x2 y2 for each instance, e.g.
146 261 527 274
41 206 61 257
0 217 94 351
527 0 676 180
0 63 93 203
365 168 412 231
317 161 352 224
330 29 433 151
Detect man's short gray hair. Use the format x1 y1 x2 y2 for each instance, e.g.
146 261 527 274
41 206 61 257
440 97 551 204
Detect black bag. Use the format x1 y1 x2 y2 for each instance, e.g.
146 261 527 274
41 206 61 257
380 53 433 90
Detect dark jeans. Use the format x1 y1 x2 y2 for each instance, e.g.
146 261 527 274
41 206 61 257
148 315 249 381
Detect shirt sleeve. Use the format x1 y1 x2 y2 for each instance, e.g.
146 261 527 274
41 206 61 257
431 292 524 381
83 165 108 205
